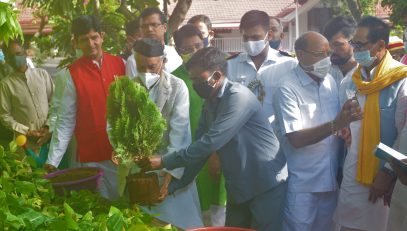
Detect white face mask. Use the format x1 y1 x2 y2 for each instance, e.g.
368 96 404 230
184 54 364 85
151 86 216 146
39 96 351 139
242 33 268 57
138 61 163 89
303 56 332 79
138 72 160 89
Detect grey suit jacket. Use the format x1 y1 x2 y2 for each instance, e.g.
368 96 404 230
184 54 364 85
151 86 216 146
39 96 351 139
164 80 287 204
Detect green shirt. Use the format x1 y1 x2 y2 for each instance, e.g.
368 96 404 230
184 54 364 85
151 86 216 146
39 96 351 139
171 64 203 140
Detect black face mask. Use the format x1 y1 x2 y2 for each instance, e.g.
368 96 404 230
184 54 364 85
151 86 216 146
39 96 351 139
193 75 216 99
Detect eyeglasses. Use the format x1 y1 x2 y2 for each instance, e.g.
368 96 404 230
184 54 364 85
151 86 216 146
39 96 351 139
302 49 332 58
349 39 371 50
179 42 204 54
140 23 163 30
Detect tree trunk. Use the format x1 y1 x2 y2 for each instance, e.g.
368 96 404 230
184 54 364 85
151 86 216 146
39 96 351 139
116 0 135 21
167 0 192 39
345 0 363 22
93 0 101 19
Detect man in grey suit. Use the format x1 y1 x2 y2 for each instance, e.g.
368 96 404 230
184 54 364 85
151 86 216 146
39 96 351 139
149 47 287 231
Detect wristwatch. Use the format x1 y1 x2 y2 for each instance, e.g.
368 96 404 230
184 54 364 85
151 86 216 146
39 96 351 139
382 167 397 179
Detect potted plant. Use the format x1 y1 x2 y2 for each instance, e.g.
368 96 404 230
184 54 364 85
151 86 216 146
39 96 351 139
107 76 167 205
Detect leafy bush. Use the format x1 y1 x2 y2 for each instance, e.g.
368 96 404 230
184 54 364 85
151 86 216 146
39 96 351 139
107 76 167 166
0 142 176 230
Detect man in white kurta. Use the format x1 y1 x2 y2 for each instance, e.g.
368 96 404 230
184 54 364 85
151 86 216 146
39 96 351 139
333 16 407 231
273 32 361 231
132 38 202 229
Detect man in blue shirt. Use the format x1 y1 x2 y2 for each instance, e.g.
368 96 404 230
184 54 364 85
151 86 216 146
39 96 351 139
148 47 287 231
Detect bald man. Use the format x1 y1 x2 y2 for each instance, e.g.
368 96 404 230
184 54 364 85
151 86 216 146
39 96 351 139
273 32 362 231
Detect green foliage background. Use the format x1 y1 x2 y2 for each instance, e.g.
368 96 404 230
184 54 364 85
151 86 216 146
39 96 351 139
0 2 23 45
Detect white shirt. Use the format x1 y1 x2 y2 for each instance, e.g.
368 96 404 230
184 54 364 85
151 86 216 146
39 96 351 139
274 65 340 192
329 64 358 88
227 47 297 123
125 45 182 78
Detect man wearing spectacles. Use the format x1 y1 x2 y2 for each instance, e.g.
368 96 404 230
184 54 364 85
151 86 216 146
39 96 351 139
273 31 362 231
125 8 182 78
334 16 407 231
323 16 358 87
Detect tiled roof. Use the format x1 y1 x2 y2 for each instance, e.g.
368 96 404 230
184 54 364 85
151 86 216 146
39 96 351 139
168 0 298 25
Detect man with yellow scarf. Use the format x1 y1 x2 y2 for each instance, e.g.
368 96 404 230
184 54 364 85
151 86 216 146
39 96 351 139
334 16 407 231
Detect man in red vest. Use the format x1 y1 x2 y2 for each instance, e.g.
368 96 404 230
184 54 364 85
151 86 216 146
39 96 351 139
44 15 125 200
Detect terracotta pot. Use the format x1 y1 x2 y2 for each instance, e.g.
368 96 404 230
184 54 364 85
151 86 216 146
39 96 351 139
127 172 160 205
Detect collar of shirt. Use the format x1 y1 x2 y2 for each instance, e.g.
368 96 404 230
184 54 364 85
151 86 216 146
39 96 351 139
217 78 229 98
294 65 315 87
361 65 378 81
238 47 279 66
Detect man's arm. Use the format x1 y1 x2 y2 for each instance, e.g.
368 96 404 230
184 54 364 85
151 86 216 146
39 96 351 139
0 82 29 134
45 72 77 168
275 85 361 149
162 87 257 170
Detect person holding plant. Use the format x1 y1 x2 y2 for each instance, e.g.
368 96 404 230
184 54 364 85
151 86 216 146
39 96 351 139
43 15 125 200
148 47 288 231
131 38 203 229
172 24 227 227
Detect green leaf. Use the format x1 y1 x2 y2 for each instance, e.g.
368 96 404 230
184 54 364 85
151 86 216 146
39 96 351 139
63 202 79 230
19 208 48 229
107 213 124 231
8 141 17 153
4 211 25 229
15 181 37 195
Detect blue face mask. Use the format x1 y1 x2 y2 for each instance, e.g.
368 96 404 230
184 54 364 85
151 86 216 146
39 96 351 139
203 36 209 47
269 39 281 50
0 50 4 62
13 55 28 70
354 50 377 67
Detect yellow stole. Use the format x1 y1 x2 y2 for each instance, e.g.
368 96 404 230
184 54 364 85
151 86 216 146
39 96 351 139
352 51 407 185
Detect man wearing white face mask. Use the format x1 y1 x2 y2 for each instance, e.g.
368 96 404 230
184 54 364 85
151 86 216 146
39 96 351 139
132 38 203 229
273 32 363 231
227 10 297 127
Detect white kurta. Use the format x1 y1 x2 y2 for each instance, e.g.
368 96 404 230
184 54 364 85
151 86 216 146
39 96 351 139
137 71 203 229
334 60 407 231
46 61 120 201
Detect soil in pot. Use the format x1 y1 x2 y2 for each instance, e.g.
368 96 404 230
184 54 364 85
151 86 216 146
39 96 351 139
127 172 160 205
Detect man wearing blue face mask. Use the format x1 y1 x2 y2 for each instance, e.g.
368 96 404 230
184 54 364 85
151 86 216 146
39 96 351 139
0 47 13 81
273 32 363 231
334 16 407 231
132 38 203 229
268 17 285 51
0 40 54 152
187 15 214 48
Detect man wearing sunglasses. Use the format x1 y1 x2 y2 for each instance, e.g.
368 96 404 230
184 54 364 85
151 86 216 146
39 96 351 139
334 16 407 231
148 47 288 231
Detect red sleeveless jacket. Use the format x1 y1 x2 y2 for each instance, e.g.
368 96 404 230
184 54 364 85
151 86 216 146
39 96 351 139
69 53 125 162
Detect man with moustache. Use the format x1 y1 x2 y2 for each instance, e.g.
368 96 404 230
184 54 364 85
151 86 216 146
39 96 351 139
323 16 358 87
